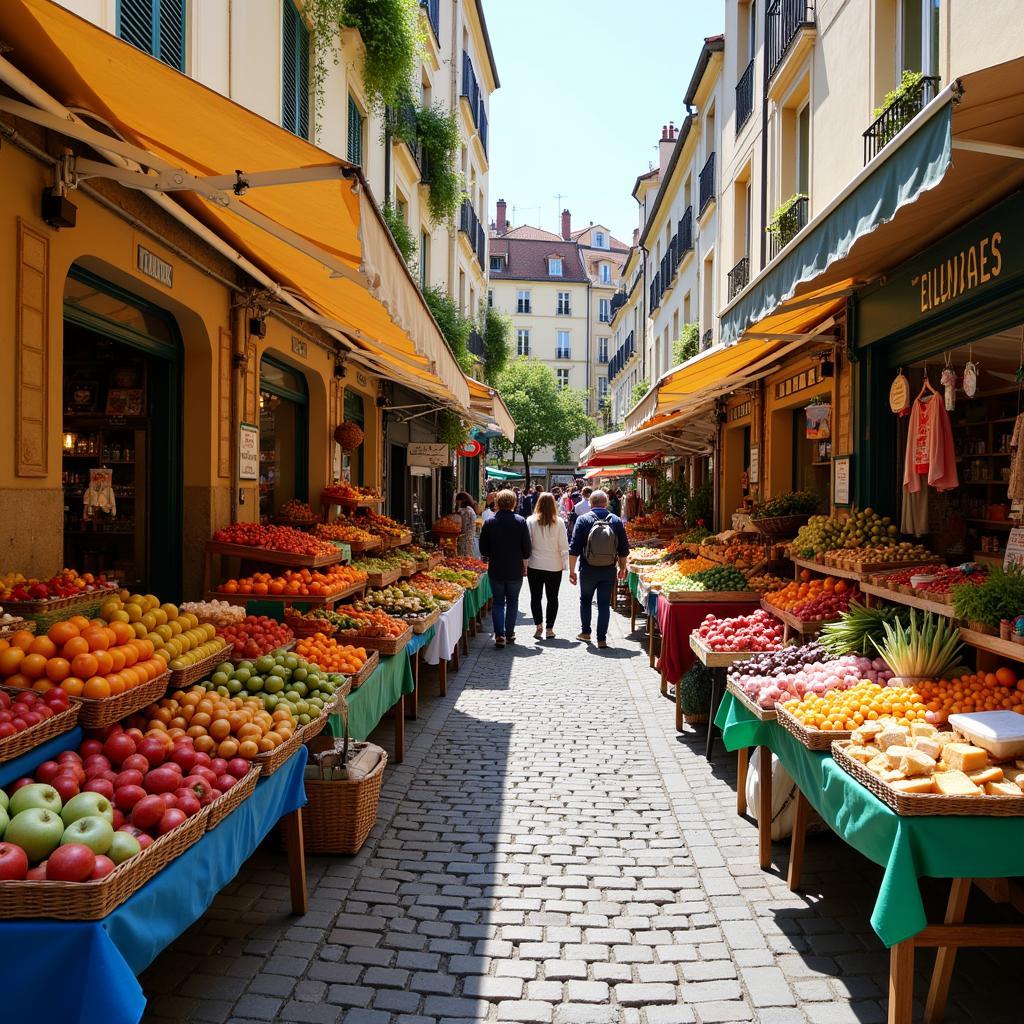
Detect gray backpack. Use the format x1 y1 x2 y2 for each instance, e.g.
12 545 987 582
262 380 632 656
585 517 618 567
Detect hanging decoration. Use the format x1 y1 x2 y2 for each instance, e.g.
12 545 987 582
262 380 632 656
804 401 831 440
889 369 911 416
456 439 483 458
963 344 979 398
940 352 957 411
334 421 365 451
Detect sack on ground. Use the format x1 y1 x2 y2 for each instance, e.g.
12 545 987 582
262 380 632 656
745 748 797 841
585 520 618 566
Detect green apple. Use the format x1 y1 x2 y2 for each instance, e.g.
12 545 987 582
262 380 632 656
256 655 275 673
0 789 8 812
0 805 8 838
5 807 64 862
108 831 142 865
61 792 113 827
60 814 114 855
9 783 62 817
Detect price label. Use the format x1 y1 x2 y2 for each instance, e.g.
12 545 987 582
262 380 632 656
1004 527 1024 569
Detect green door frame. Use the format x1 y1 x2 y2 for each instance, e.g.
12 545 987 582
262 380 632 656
259 353 309 502
63 265 184 598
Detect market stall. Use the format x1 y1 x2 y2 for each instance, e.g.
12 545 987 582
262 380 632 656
422 595 467 694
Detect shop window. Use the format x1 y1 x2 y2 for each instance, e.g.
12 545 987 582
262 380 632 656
343 388 366 485
62 268 183 598
282 1 310 139
347 94 365 166
259 355 309 521
791 407 831 506
117 0 186 70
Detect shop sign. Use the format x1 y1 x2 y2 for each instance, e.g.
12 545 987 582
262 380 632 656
239 422 259 480
748 444 760 485
291 337 307 358
457 439 483 458
408 443 449 468
1004 528 1024 570
137 245 173 288
805 404 831 440
833 454 852 507
858 191 1024 348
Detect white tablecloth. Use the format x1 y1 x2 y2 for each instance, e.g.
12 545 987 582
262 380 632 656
422 596 465 666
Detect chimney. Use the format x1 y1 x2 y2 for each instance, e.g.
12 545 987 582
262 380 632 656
561 208 571 241
496 198 507 235
659 121 677 178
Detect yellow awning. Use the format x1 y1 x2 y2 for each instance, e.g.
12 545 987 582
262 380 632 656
0 0 470 409
467 378 516 443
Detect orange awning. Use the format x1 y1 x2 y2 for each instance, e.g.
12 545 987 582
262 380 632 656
467 378 515 442
0 0 470 408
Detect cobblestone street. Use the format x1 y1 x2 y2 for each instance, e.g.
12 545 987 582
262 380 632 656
142 589 1018 1024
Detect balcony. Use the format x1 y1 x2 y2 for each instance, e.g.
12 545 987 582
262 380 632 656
768 194 809 260
766 0 815 84
649 272 661 313
608 330 635 383
459 199 487 271
556 349 571 360
727 256 750 300
699 152 716 215
736 58 755 134
677 207 693 265
863 75 941 164
420 0 440 42
701 328 713 351
467 330 484 356
610 290 627 319
461 53 488 158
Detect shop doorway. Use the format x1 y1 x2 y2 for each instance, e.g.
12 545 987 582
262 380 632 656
343 389 365 485
791 407 832 506
259 355 308 521
389 444 407 522
62 268 183 598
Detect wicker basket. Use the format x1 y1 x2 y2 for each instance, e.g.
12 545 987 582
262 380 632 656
346 624 413 656
284 612 337 639
749 514 810 537
680 712 709 725
0 619 34 641
347 652 379 690
0 803 207 920
206 764 261 829
76 670 171 729
0 689 81 762
302 746 387 854
775 702 851 750
167 643 234 689
408 608 440 635
251 714 329 776
832 740 1024 816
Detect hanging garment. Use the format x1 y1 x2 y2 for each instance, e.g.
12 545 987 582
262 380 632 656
902 395 958 495
901 474 930 536
1008 413 1024 505
83 483 116 518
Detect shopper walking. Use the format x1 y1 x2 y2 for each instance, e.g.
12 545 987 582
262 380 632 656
569 489 630 649
454 491 480 558
479 489 531 648
526 492 569 640
609 489 622 517
482 492 496 524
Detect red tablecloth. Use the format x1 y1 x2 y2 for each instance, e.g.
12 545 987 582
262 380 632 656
656 594 761 682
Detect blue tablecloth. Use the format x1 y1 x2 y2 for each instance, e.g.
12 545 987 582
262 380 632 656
0 734 307 1024
406 625 436 656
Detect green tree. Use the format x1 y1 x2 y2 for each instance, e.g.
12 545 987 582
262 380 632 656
495 359 593 482
381 200 417 270
631 380 650 406
672 323 699 366
423 285 476 374
481 306 512 385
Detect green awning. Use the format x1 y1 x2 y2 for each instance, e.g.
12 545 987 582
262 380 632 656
485 466 523 480
721 100 953 345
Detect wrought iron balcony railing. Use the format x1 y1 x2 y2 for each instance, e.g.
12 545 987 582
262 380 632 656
736 58 755 133
766 0 814 83
699 152 716 215
768 195 809 260
727 256 750 300
863 75 940 164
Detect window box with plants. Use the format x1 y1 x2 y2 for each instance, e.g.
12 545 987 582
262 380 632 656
767 193 808 256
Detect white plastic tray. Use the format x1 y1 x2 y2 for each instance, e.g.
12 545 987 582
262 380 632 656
949 711 1024 760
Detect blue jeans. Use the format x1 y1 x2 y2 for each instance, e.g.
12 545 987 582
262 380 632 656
490 576 523 637
579 566 616 641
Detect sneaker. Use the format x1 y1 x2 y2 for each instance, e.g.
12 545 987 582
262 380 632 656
545 628 556 639
505 633 515 644
534 625 544 639
597 640 609 649
494 636 505 649
576 632 592 642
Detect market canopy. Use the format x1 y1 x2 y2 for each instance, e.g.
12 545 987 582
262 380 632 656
484 467 523 480
720 56 1024 346
467 378 516 443
583 466 633 480
0 0 471 410
578 431 662 469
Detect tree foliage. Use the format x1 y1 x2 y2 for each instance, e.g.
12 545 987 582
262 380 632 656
381 200 417 270
415 105 463 225
481 307 512 385
423 286 476 374
672 323 700 366
631 380 651 406
495 359 593 480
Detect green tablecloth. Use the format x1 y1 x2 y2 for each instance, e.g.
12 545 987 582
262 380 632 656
464 575 493 628
628 571 640 600
716 692 1024 947
328 651 414 741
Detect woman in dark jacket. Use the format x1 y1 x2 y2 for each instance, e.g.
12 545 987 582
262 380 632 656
478 489 532 648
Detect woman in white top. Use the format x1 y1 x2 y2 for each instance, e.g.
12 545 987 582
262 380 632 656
526 492 570 640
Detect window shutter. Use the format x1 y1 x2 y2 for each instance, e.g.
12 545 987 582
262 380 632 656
347 95 363 166
157 0 185 69
118 0 153 55
118 0 184 69
282 2 310 138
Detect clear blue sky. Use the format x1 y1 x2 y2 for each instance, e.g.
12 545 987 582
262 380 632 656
484 0 723 244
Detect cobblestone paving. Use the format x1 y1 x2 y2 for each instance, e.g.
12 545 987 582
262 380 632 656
142 587 1018 1024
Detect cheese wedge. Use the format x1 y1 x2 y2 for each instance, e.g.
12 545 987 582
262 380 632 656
884 744 915 767
899 750 937 777
892 777 936 794
866 753 891 775
844 745 876 764
985 780 1023 796
876 726 910 750
940 743 989 773
912 736 941 760
968 766 1004 786
1005 768 1024 787
910 721 937 738
933 770 981 796
934 731 960 747
852 721 884 743
879 768 906 784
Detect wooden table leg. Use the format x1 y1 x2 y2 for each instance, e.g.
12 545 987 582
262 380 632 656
705 669 724 757
439 657 447 697
675 672 683 732
461 629 469 656
660 663 668 696
759 745 774 871
407 651 419 720
787 787 809 886
393 689 405 764
469 616 477 637
452 639 461 671
889 940 915 1024
924 878 972 1024
630 596 637 633
282 808 307 916
736 747 749 815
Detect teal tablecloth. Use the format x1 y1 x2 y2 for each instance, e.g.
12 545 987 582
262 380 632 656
406 625 436 656
464 575 493 627
715 692 1024 947
329 651 414 741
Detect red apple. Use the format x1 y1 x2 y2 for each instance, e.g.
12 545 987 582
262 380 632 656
194 752 212 768
0 842 29 880
50 774 81 804
113 785 146 813
144 767 180 794
26 862 48 880
157 808 186 835
209 758 228 777
34 761 62 784
217 774 237 792
131 795 166 831
227 758 250 780
8 777 34 793
103 733 136 767
159 793 178 810
174 790 201 817
83 778 114 800
170 744 198 774
136 737 166 767
114 769 144 790
46 843 96 882
0 723 16 738
83 754 110 772
112 808 126 830
121 753 150 775
90 855 116 880
79 739 103 758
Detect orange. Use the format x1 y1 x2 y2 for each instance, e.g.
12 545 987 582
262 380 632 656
28 636 57 658
20 653 48 680
107 674 126 695
82 676 111 699
61 676 85 696
45 657 71 683
995 667 1017 687
31 679 54 693
10 630 35 651
68 615 91 632
82 629 110 652
108 647 126 672
5 674 30 689
48 621 80 646
71 652 99 679
62 636 90 659
110 622 134 645
93 649 114 675
0 646 26 676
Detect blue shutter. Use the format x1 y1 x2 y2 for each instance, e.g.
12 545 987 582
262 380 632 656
117 0 184 70
282 1 310 138
347 95 363 166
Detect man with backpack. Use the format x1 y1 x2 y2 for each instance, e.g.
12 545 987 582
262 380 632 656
568 489 630 649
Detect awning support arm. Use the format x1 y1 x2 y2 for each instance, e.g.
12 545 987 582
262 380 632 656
952 139 1024 161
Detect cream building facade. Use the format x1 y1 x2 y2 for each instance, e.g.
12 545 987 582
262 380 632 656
56 0 497 317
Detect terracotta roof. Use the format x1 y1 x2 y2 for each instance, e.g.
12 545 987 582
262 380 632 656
488 237 589 283
501 224 564 241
